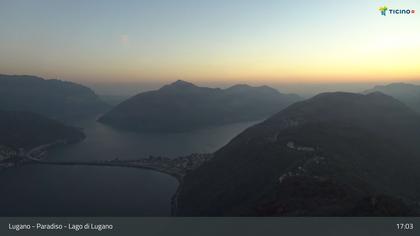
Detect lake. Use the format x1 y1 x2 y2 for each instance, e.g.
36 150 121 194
0 118 258 216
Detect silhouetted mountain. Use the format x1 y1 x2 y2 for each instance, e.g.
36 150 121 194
99 95 130 106
364 83 420 113
0 110 85 150
177 92 420 216
98 80 301 132
0 74 109 122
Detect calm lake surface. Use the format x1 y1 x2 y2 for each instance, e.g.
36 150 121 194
0 118 258 216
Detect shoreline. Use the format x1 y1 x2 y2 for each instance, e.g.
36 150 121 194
1 144 211 216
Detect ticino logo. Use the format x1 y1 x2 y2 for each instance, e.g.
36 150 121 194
379 6 416 16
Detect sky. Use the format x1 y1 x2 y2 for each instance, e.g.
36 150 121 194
0 0 419 88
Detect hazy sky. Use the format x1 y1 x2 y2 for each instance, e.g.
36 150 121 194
0 0 419 85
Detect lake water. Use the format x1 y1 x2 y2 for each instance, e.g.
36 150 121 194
0 118 258 216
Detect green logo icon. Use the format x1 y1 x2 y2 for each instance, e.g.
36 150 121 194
379 6 388 16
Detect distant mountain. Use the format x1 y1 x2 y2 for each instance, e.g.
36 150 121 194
99 95 130 106
0 74 109 122
98 80 301 132
176 92 420 216
364 83 420 113
0 110 85 150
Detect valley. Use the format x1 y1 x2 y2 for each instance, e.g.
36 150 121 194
1 74 420 217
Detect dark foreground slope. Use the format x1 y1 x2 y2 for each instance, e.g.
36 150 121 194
98 80 301 132
365 83 420 113
177 92 420 216
0 74 109 122
0 110 85 150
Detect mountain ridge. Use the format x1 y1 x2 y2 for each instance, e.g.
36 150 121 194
0 110 85 150
176 92 420 216
364 83 420 113
0 74 109 122
98 80 301 132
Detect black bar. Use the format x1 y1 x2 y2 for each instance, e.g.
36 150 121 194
1 217 419 236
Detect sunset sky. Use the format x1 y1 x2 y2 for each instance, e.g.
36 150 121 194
0 0 419 85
